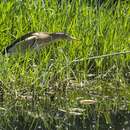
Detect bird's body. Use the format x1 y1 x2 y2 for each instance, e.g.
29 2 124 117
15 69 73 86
2 32 76 55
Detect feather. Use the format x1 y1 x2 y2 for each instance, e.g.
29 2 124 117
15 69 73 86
2 32 35 54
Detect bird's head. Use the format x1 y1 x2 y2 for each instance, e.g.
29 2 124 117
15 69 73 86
50 32 77 41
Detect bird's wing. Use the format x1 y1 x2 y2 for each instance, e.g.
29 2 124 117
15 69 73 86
32 32 51 39
3 32 36 54
31 32 52 44
16 35 37 48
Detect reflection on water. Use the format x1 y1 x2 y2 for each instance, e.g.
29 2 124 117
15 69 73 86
3 110 130 130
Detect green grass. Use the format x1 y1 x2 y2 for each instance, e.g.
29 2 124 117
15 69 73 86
0 0 130 129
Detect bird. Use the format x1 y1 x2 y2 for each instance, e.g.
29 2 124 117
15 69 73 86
2 32 77 55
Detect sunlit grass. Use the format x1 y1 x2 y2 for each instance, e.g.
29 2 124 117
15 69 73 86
0 0 130 129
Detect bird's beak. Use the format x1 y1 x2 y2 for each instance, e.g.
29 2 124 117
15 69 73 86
68 36 79 41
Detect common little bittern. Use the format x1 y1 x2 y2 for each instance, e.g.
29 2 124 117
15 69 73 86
2 32 76 55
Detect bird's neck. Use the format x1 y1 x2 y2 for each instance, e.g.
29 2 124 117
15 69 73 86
50 33 65 42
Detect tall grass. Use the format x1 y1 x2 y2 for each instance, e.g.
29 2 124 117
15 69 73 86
0 0 130 129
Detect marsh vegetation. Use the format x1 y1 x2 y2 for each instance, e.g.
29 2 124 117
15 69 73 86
0 0 130 129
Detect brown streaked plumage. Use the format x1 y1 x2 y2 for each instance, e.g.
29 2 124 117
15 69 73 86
2 32 77 55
